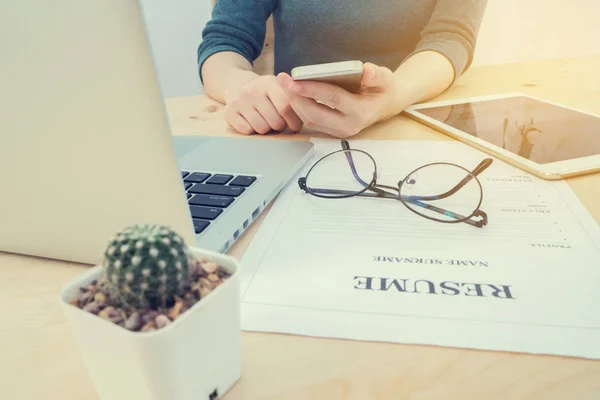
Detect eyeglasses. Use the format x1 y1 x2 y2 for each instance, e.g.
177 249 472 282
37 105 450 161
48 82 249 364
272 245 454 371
297 140 493 228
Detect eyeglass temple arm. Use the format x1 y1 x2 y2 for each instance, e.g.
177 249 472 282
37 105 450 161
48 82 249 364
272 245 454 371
405 197 488 228
341 140 375 188
410 158 493 201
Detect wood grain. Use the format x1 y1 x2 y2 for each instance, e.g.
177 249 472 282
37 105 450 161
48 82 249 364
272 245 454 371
1 56 599 399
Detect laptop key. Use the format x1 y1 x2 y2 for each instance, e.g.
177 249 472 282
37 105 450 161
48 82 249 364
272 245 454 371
184 172 211 183
192 219 210 234
229 175 257 187
205 174 233 185
181 171 189 179
189 194 234 208
189 184 245 197
184 182 193 190
189 205 222 220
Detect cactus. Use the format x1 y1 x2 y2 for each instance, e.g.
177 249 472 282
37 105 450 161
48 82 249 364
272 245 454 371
102 224 190 310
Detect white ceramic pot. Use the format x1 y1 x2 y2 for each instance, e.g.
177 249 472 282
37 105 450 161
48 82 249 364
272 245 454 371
59 247 242 400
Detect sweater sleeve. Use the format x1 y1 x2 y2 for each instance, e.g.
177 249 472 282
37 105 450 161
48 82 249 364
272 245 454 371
197 0 276 82
405 0 488 81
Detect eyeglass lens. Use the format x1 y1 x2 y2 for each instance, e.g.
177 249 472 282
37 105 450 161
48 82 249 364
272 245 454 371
305 150 376 198
399 163 482 222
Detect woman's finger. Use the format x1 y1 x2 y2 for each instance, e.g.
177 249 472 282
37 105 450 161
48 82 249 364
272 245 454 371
267 85 304 131
240 106 271 134
288 80 356 114
254 95 287 131
224 106 254 135
289 94 356 138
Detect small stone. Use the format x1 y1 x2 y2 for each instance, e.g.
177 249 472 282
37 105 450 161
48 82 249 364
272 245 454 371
142 310 159 325
199 278 215 290
168 300 183 320
192 288 201 300
94 292 106 304
79 290 95 306
217 269 230 279
140 322 156 332
199 287 211 298
155 314 171 329
69 298 79 306
189 262 201 280
125 312 142 331
207 273 219 282
87 285 97 293
83 301 101 314
202 262 218 274
110 310 124 325
98 306 115 320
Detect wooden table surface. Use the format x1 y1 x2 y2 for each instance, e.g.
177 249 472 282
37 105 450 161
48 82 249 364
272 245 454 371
1 55 599 400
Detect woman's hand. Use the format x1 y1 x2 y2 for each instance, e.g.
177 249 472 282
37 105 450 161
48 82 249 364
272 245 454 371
223 75 304 135
276 62 406 138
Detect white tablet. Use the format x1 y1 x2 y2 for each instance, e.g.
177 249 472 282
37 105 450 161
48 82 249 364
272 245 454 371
404 93 600 180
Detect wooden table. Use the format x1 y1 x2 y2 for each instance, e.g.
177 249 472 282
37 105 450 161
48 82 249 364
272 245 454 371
2 55 599 400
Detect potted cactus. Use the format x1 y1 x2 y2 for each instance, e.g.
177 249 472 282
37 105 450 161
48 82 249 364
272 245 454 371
59 224 242 400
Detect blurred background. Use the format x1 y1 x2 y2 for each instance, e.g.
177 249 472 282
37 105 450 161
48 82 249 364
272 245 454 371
139 0 600 98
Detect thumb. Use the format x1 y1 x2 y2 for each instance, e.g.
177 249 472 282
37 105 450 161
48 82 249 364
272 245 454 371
276 72 295 97
361 62 394 88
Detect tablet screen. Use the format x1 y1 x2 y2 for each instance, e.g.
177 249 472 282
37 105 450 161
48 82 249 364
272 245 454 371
416 96 600 164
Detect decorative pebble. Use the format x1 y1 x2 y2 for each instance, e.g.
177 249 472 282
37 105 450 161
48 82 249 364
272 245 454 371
200 278 214 290
83 301 101 314
125 312 142 331
207 273 219 282
155 315 171 329
98 306 115 320
94 292 106 304
217 269 228 279
140 322 156 332
192 288 201 300
199 287 211 298
202 262 218 274
168 300 183 320
142 310 159 325
189 263 201 280
79 290 95 305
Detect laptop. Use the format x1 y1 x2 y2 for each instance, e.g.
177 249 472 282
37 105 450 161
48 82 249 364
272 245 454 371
0 0 314 265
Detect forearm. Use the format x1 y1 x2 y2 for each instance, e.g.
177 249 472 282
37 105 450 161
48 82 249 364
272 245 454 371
201 51 260 104
376 50 455 122
381 0 487 114
392 50 455 108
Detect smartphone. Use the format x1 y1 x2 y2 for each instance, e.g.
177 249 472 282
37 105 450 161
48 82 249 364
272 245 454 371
291 60 363 93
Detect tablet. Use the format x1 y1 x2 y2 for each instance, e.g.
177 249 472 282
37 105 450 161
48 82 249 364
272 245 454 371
404 93 600 180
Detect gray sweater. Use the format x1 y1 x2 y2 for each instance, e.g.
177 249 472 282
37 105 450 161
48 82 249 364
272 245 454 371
197 0 487 83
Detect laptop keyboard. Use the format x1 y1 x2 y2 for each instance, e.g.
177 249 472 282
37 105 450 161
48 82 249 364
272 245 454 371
181 171 257 234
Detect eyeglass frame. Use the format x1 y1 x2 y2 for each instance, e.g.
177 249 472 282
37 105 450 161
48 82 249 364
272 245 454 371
297 140 493 228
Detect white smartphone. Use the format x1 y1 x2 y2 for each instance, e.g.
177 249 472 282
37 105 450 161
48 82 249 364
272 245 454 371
291 60 364 93
404 92 600 180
